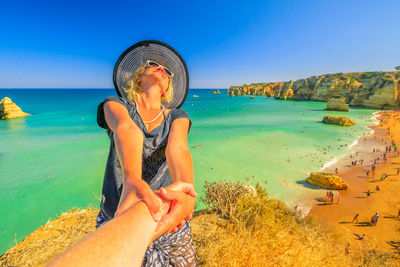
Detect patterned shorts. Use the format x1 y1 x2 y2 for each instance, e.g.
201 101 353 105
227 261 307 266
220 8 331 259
96 210 197 267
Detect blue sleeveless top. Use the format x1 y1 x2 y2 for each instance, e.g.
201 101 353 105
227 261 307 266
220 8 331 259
97 95 192 219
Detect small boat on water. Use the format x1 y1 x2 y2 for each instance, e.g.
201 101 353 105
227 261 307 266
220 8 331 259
193 95 199 98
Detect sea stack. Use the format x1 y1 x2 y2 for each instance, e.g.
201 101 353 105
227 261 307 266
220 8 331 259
0 97 30 120
326 94 349 111
322 115 355 126
306 172 349 190
212 89 220 94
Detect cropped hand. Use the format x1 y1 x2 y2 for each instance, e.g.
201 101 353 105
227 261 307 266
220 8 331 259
115 180 163 222
151 187 196 241
163 182 197 222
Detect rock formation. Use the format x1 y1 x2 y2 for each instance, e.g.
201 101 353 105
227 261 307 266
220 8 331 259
306 172 349 190
0 97 30 119
212 89 220 94
322 115 356 126
227 71 400 109
326 94 349 111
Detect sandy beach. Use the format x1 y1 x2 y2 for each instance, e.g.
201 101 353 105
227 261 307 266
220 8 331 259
310 110 400 252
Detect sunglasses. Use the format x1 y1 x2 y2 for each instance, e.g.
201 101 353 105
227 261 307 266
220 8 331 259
145 60 174 78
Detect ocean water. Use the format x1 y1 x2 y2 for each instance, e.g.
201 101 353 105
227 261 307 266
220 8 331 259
0 89 377 254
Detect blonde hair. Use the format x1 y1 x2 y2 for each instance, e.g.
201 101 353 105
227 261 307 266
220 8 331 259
124 64 174 104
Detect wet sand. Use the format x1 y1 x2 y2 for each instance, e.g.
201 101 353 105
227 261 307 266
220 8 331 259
310 111 400 252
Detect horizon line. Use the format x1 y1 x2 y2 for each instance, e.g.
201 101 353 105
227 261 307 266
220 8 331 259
0 88 228 90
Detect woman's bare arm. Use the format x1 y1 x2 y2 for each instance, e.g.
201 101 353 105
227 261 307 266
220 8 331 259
151 118 196 237
165 118 194 185
103 101 161 220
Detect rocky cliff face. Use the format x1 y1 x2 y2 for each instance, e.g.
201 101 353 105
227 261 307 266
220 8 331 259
227 71 400 109
326 95 349 111
0 97 30 119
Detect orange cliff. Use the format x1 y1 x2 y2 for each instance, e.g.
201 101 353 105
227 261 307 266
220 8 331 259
227 71 400 109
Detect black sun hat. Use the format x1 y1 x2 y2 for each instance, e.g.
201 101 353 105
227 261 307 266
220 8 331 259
113 40 189 109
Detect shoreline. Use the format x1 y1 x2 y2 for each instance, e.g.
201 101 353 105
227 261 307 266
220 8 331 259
308 110 400 252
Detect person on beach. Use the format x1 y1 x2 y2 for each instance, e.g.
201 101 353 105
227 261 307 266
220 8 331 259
345 243 351 255
375 185 380 192
352 213 359 224
366 190 371 198
397 168 400 176
336 194 341 204
397 209 400 219
360 234 366 241
370 216 377 226
370 212 379 226
96 41 197 266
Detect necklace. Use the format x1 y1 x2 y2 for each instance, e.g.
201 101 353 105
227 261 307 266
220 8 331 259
134 100 165 124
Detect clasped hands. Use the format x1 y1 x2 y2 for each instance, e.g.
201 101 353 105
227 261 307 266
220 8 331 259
115 180 197 244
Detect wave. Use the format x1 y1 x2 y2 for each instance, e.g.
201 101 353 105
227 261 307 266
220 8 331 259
319 158 337 170
349 139 358 148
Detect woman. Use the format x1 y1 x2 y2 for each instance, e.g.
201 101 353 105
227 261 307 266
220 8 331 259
96 41 197 266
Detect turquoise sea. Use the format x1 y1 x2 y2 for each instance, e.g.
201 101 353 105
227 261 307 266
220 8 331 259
0 88 377 254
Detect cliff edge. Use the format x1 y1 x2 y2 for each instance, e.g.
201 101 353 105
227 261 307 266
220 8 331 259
227 71 400 109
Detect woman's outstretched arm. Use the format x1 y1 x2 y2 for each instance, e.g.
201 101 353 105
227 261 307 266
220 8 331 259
166 118 194 186
151 118 196 237
103 101 161 221
49 197 170 267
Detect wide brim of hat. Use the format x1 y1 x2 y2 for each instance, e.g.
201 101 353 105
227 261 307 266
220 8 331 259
113 40 189 109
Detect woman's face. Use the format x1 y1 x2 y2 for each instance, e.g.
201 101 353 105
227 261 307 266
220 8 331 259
139 65 170 92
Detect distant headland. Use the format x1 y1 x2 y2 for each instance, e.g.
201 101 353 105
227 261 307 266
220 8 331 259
228 71 400 109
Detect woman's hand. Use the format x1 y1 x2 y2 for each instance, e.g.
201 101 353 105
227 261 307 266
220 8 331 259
163 181 197 222
115 180 165 222
151 186 196 241
165 181 197 198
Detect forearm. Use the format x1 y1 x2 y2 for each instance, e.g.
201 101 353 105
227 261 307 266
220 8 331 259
49 202 156 267
166 146 194 184
114 125 144 186
114 126 158 218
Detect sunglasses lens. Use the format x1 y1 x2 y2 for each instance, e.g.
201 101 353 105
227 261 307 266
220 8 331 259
148 61 159 67
164 68 173 77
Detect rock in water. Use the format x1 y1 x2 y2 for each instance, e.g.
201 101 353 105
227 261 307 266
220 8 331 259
0 97 30 119
326 94 349 111
322 115 355 126
306 172 349 190
212 89 220 94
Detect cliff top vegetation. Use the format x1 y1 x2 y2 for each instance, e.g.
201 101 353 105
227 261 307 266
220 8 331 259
1 182 399 266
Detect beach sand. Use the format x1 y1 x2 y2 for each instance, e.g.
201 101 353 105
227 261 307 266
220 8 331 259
310 111 400 253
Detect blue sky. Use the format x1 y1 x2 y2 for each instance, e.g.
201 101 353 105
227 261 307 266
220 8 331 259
1 0 399 88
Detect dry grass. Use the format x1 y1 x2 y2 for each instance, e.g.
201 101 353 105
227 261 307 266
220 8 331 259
0 208 98 267
193 181 400 266
1 182 399 266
